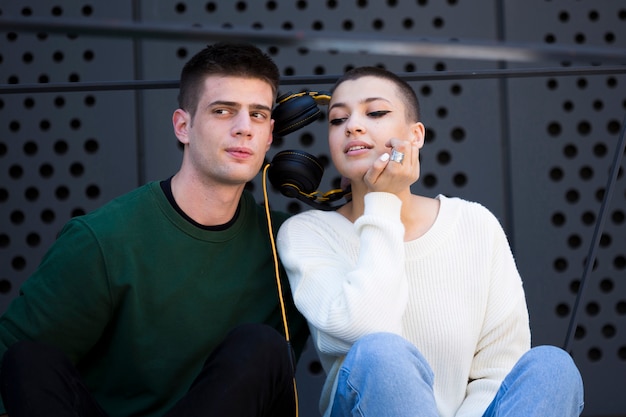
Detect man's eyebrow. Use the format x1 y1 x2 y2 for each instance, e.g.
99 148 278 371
206 100 271 112
207 100 239 108
329 97 390 111
250 103 273 112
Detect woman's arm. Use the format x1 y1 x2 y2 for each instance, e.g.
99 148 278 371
277 192 410 356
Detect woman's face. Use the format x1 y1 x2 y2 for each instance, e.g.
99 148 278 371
327 76 424 182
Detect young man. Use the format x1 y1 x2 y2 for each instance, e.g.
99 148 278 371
277 66 584 417
0 43 307 417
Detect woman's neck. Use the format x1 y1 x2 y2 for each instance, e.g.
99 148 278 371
338 189 439 241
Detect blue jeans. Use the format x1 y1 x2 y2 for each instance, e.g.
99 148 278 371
330 333 584 417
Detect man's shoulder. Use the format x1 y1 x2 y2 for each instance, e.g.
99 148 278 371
88 182 158 214
66 182 161 231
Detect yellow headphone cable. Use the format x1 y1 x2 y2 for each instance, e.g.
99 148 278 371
262 163 299 417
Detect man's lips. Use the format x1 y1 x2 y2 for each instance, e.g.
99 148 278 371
227 147 253 158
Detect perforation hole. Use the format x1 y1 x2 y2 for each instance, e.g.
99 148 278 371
599 278 613 293
575 325 586 340
41 209 55 224
81 5 93 16
588 347 602 362
554 257 568 272
26 233 41 248
556 303 570 317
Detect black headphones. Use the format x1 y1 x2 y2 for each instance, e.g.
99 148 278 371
272 90 331 137
269 90 351 211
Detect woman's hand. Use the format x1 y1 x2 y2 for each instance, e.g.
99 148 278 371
363 137 420 195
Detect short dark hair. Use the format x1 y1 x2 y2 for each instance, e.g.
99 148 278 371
178 42 280 116
331 66 421 122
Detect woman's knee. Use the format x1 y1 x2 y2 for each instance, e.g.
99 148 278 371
505 346 584 414
345 333 433 382
521 346 583 398
349 333 409 361
524 346 582 381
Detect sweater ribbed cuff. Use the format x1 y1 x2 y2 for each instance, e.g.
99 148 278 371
363 192 402 218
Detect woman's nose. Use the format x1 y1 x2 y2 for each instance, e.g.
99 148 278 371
345 116 365 135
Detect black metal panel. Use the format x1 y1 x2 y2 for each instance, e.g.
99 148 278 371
504 2 626 415
0 3 138 305
1 1 624 415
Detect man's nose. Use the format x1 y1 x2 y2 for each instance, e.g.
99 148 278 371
232 113 253 137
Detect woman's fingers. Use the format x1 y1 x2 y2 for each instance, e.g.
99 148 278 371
364 152 391 186
364 137 420 193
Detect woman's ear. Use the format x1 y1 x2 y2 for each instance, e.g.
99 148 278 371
173 109 191 145
412 122 426 148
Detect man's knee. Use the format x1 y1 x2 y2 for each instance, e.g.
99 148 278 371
3 340 69 372
4 340 41 363
217 324 293 372
228 323 286 350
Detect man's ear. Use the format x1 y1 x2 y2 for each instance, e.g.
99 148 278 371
266 118 275 152
173 109 191 145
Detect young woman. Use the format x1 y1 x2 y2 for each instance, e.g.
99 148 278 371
277 66 583 417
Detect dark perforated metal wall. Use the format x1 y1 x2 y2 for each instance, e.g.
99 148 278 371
1 1 625 416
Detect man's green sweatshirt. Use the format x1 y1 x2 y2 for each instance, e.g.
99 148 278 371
0 181 307 416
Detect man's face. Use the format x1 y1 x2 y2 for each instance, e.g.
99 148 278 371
174 75 275 186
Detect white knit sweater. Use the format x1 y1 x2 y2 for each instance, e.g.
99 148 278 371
277 193 531 417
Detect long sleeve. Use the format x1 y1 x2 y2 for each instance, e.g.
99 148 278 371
0 218 113 363
278 194 531 417
277 192 409 356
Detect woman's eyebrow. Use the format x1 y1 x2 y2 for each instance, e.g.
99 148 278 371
329 97 391 112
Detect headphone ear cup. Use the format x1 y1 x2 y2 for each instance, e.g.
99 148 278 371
273 92 322 137
268 150 324 197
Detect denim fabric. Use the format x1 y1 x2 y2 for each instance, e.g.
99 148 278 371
330 333 439 417
330 333 584 417
482 345 584 417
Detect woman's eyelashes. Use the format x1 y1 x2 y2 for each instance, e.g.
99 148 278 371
367 110 391 118
329 110 391 126
329 117 346 126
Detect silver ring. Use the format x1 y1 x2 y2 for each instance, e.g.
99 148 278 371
390 149 405 164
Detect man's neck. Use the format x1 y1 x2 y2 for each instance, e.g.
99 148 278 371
170 171 245 227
